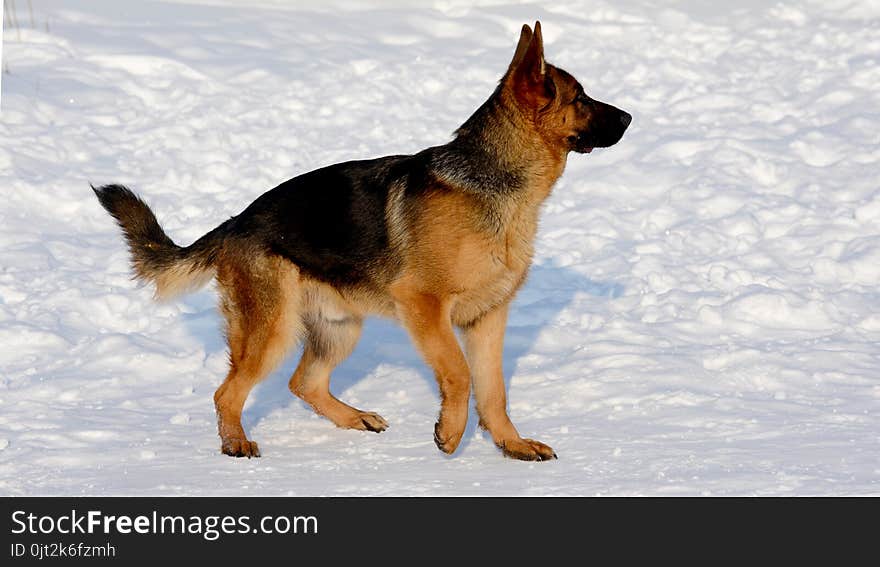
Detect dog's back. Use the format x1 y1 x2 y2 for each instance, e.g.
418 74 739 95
228 156 409 288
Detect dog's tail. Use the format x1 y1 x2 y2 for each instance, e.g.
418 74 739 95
92 184 226 301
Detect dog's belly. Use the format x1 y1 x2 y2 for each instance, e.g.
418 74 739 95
303 278 398 321
302 257 528 328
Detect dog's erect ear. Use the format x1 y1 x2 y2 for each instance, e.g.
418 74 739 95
506 24 533 77
520 20 546 82
508 21 555 107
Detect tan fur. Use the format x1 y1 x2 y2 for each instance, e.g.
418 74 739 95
286 280 390 432
463 303 556 460
399 187 536 326
152 260 216 301
208 22 577 458
389 279 472 453
378 170 561 454
93 20 631 461
212 244 303 457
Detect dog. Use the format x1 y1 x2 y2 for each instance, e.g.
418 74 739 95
93 21 630 461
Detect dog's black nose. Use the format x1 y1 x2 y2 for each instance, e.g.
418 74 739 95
620 112 632 128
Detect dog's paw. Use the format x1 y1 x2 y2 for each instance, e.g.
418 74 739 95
221 437 261 458
352 411 389 433
433 421 464 455
499 437 557 461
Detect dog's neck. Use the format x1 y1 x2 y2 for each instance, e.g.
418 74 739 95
433 86 567 200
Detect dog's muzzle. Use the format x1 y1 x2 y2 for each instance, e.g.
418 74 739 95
573 102 632 153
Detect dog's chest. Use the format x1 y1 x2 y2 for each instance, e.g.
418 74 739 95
449 208 539 325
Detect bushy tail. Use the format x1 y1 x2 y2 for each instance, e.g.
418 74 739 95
92 184 224 300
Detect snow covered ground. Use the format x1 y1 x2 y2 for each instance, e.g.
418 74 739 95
1 0 878 495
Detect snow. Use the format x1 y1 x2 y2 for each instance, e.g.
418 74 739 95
1 0 878 495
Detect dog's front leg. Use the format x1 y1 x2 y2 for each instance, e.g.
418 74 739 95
394 290 470 455
463 302 557 461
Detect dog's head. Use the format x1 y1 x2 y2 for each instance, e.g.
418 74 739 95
503 22 631 154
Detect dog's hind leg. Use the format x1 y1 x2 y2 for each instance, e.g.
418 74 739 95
213 252 302 458
289 314 388 432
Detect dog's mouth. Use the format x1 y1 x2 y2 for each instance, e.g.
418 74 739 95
568 134 595 154
571 129 625 154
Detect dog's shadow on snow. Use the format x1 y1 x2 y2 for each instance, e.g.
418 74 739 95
183 264 623 456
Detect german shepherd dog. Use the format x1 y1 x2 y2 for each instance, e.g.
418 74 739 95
93 22 630 461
